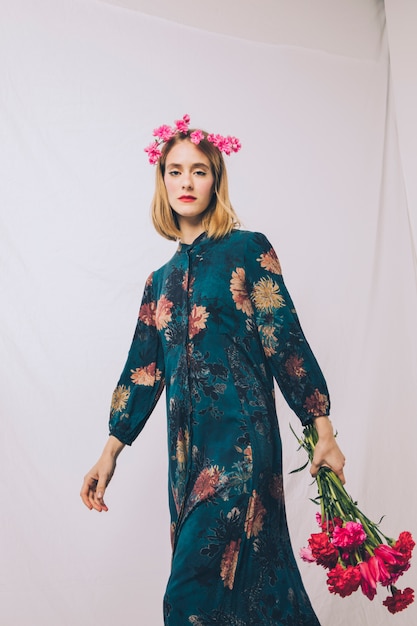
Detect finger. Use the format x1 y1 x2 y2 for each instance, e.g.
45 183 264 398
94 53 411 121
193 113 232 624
80 475 108 512
93 481 109 512
309 461 322 478
87 489 106 512
336 467 346 485
80 478 96 509
331 457 346 483
310 459 330 477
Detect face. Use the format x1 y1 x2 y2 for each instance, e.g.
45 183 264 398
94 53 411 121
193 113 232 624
163 140 215 231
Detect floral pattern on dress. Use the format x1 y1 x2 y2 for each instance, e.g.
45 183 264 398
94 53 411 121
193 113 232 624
244 490 267 539
111 384 130 413
257 246 282 275
130 362 162 386
109 230 327 625
230 267 254 315
189 304 210 338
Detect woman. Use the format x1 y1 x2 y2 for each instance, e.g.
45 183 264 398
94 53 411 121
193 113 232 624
81 115 345 625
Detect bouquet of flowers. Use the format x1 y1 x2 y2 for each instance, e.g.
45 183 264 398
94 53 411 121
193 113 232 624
292 424 415 615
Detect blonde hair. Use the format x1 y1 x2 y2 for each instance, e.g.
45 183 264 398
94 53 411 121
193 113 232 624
151 132 240 241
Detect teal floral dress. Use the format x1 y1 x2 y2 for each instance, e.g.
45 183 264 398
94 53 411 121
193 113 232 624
109 230 329 625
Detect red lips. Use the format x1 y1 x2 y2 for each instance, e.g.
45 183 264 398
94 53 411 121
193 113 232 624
178 195 196 202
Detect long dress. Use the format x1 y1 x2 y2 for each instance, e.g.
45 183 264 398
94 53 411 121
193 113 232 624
109 230 330 625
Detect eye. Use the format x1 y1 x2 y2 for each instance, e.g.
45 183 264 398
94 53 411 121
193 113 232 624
168 169 181 176
194 170 207 176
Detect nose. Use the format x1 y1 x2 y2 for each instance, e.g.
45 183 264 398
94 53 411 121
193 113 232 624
181 173 193 189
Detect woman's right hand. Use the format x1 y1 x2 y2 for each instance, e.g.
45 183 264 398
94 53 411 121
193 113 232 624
80 435 125 512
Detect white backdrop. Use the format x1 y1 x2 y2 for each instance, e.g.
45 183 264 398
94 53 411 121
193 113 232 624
1 1 416 625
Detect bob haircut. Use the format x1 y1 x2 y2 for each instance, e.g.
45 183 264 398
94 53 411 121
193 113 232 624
151 131 240 241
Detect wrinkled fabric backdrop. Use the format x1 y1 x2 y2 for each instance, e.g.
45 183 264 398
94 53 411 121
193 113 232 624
1 0 416 624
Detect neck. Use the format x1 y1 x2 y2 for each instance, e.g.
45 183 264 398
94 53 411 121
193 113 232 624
179 230 205 245
178 220 205 245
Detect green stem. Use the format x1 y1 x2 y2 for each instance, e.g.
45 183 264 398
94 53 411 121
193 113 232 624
293 424 392 552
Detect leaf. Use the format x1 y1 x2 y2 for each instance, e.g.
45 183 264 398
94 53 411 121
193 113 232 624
289 460 309 474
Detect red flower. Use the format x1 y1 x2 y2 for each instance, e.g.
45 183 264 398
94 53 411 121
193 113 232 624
374 555 393 585
382 587 414 614
316 513 343 535
359 558 379 600
308 532 339 569
374 543 404 566
327 563 362 597
375 536 414 585
374 543 411 585
295 424 414 614
394 531 415 561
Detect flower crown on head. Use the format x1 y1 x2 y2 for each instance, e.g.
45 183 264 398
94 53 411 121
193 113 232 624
144 114 242 164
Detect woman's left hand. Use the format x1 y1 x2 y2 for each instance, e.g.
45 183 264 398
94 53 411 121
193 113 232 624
310 416 346 484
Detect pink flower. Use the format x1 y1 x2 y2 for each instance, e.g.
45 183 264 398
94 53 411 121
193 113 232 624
206 133 241 156
174 114 190 133
144 115 241 163
299 546 315 563
144 142 162 164
219 137 232 155
228 135 241 152
206 133 218 146
153 124 175 141
332 521 366 549
190 130 204 144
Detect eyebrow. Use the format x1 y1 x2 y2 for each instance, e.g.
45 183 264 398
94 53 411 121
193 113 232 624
166 162 210 169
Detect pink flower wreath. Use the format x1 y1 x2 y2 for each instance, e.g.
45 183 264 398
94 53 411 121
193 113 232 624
144 114 241 164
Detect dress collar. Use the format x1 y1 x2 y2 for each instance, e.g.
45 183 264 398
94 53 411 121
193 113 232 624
177 232 207 253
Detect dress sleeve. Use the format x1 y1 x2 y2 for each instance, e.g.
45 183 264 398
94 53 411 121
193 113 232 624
244 232 330 425
108 272 165 445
